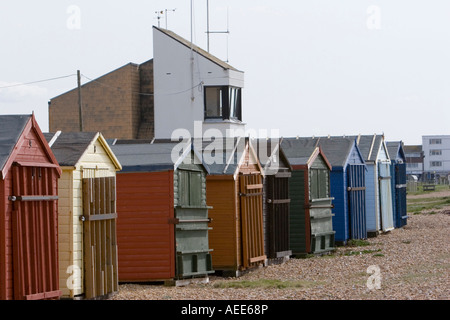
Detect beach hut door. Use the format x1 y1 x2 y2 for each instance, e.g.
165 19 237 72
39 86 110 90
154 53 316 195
266 173 291 259
347 164 367 239
10 165 61 300
82 176 118 299
239 174 266 268
378 162 394 232
395 163 407 227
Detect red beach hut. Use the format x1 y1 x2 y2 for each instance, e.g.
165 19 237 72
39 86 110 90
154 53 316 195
0 114 61 300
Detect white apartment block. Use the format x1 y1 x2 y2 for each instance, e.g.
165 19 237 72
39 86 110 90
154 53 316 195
422 135 450 179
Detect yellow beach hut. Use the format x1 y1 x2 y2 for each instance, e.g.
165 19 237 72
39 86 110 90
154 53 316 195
44 131 122 299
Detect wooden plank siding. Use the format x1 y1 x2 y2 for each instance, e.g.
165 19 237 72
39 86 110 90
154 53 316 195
207 179 239 269
14 128 60 300
14 129 52 166
0 176 12 300
329 170 347 242
365 165 378 233
57 170 76 298
206 141 265 273
290 158 334 255
11 165 60 300
52 134 120 299
392 163 407 228
378 162 394 232
0 117 61 300
262 176 269 257
239 174 265 268
173 161 213 278
265 174 291 259
289 170 308 255
82 177 118 298
116 171 175 281
347 164 367 240
308 155 335 254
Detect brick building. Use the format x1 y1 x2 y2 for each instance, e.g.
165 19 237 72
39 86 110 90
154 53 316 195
49 59 154 140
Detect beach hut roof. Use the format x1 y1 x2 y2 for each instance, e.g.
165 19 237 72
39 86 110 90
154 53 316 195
199 137 263 178
347 134 385 162
110 140 207 173
0 114 61 179
386 141 406 162
280 138 332 170
302 136 366 169
44 131 121 170
249 138 292 174
0 114 30 173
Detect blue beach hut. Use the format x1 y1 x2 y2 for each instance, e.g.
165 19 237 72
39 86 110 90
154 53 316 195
386 141 408 228
350 134 394 235
311 136 367 244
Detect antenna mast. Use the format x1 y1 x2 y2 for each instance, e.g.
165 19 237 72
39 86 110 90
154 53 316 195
190 0 195 101
155 9 176 29
155 10 164 28
165 8 176 29
206 0 230 61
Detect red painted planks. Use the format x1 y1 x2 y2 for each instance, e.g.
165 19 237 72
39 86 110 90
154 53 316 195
116 171 175 281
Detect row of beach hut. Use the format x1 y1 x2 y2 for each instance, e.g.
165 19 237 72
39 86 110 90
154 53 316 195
0 114 407 300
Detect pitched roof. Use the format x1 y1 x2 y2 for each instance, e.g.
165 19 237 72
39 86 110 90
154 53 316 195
0 114 30 172
281 138 317 166
306 136 362 168
111 143 176 171
347 134 384 162
110 140 199 172
281 138 331 170
44 132 98 166
249 138 291 174
109 137 256 176
1 114 61 179
153 26 242 73
44 131 122 170
386 141 405 162
199 137 247 175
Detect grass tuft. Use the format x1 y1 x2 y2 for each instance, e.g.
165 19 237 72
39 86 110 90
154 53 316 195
347 239 371 247
343 248 382 256
407 196 450 214
212 279 318 289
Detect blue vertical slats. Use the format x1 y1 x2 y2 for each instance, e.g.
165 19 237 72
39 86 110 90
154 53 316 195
365 165 377 233
395 163 408 228
330 170 347 242
390 163 397 227
378 162 395 231
348 164 367 239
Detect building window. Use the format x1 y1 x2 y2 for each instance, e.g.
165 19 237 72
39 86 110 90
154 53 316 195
407 163 419 168
429 149 442 156
429 138 442 145
204 87 223 118
228 87 241 120
430 161 442 167
406 153 421 158
204 86 242 121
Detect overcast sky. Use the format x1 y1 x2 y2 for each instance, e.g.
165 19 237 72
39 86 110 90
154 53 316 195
1 0 449 145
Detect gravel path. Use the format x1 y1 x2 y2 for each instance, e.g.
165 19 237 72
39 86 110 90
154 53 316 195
110 192 450 301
